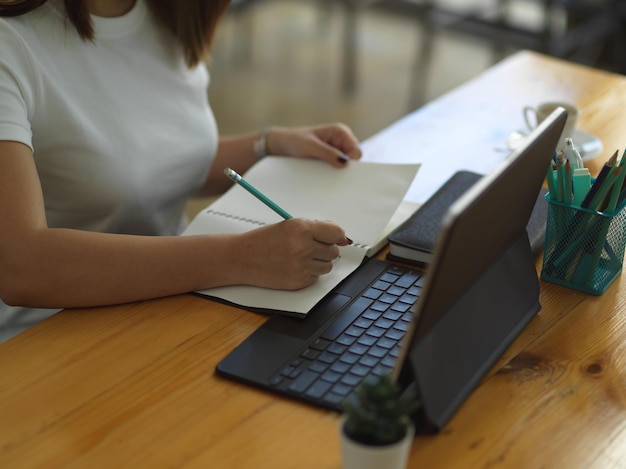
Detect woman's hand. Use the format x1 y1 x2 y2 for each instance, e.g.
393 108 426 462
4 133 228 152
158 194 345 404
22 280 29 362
232 218 352 290
266 123 362 168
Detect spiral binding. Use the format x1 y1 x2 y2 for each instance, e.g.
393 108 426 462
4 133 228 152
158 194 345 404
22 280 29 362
205 209 371 251
204 209 266 226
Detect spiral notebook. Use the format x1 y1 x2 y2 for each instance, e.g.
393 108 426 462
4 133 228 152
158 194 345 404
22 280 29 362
182 156 420 316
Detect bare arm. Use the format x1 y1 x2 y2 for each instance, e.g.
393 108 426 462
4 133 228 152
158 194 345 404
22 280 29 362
0 141 349 309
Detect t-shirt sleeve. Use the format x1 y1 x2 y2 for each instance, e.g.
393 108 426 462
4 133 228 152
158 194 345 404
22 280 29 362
0 20 36 151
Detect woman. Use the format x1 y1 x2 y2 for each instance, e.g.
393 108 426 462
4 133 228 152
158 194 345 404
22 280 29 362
0 0 362 341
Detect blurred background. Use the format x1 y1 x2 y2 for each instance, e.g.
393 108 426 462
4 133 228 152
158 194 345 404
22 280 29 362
208 0 625 139
189 0 625 215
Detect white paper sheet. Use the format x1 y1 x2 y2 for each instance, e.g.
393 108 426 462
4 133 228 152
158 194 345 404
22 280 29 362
183 156 420 314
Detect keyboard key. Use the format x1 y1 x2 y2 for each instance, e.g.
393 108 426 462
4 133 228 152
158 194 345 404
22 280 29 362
363 309 382 320
399 293 417 304
365 326 386 338
350 364 370 377
368 346 387 358
370 301 389 312
372 365 393 376
328 343 347 355
321 370 342 383
348 343 369 356
308 361 328 373
344 326 366 338
301 348 320 360
391 302 411 313
380 293 398 304
330 383 352 397
359 355 379 368
318 351 339 364
396 272 420 288
385 329 404 341
341 374 362 387
363 288 383 300
381 356 396 368
388 286 406 296
381 272 400 283
309 338 331 351
382 310 402 321
339 352 360 365
373 280 391 290
393 321 409 332
376 337 396 349
354 317 374 329
288 370 319 393
305 379 333 399
330 361 350 374
336 334 356 346
289 358 304 367
320 297 373 341
357 335 377 346
374 318 394 329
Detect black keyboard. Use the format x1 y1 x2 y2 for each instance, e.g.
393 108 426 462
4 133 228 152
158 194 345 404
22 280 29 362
267 264 424 409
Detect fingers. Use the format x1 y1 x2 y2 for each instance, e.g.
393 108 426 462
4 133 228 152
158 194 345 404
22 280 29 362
325 123 362 160
268 124 362 168
310 220 352 248
311 123 362 168
338 235 353 246
238 218 351 291
278 219 348 283
311 241 340 263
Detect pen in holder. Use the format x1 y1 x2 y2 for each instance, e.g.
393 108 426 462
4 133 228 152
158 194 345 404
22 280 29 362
541 194 626 295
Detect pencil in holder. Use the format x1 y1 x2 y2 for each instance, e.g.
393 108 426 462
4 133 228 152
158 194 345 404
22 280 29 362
541 194 626 295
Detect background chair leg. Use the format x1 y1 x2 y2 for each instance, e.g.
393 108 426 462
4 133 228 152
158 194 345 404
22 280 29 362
342 2 359 95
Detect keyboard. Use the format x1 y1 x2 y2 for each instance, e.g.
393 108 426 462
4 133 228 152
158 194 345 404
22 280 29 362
267 264 424 410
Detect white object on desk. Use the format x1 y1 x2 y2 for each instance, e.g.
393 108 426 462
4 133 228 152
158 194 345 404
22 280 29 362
506 127 603 160
574 129 603 161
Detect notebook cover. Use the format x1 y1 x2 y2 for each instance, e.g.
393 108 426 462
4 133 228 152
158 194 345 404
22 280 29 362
387 171 481 264
387 170 548 266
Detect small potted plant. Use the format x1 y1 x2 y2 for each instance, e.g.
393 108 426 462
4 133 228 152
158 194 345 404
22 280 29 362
339 373 420 469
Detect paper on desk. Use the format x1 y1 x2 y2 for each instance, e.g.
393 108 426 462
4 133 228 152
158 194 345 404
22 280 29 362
200 244 369 315
184 157 420 315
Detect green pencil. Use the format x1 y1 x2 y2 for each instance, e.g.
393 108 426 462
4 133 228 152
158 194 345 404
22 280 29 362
546 164 557 200
224 167 293 219
606 151 626 213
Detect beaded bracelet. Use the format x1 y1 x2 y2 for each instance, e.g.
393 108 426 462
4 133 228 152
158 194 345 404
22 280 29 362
253 125 274 159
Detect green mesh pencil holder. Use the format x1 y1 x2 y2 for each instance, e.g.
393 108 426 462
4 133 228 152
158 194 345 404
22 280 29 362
541 194 626 295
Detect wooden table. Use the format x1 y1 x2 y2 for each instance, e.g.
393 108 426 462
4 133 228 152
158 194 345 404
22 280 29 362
2 51 626 468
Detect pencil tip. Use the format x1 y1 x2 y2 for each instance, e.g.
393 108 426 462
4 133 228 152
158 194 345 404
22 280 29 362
338 154 350 164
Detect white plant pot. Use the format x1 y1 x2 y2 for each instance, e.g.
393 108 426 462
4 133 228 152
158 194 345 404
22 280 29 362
339 415 415 469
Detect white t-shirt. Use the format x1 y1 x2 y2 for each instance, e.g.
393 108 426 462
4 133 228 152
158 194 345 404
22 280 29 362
0 0 219 341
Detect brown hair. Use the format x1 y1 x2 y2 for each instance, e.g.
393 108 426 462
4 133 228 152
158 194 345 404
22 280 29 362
0 0 232 67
